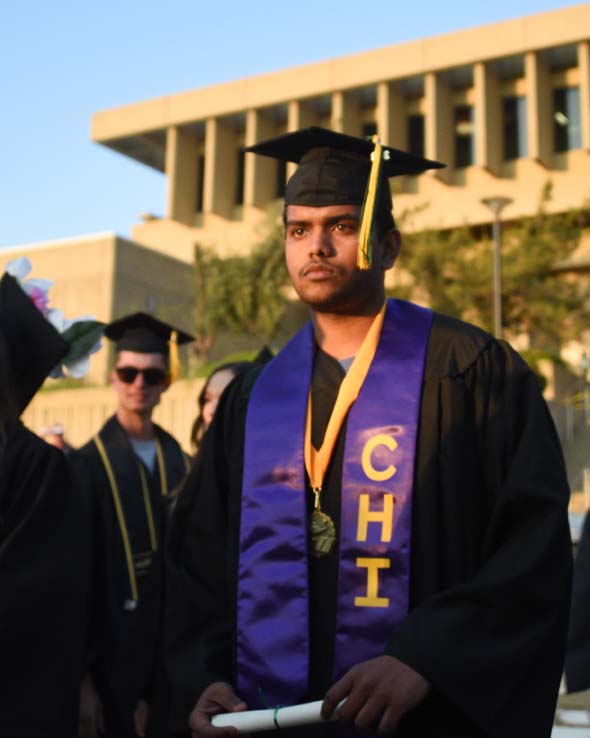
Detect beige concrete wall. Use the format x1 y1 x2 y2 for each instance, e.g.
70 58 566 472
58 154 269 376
23 378 205 454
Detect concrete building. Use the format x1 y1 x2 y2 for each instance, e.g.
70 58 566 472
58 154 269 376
0 234 195 384
92 4 590 264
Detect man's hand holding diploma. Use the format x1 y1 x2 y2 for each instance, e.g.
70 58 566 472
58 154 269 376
322 655 430 736
189 681 248 738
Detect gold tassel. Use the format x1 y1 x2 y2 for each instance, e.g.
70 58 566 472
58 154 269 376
168 330 179 383
357 135 383 270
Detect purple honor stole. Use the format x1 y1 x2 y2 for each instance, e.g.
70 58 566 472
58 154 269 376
238 299 433 707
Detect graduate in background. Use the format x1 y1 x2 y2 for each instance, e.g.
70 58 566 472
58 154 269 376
75 313 193 738
0 271 96 738
167 128 572 738
190 349 273 456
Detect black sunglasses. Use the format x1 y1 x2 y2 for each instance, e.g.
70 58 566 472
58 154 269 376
115 366 168 386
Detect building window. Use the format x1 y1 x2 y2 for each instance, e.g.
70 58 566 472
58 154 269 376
362 121 378 139
503 96 528 160
454 105 474 168
235 149 245 206
553 87 581 152
407 115 424 157
195 154 205 213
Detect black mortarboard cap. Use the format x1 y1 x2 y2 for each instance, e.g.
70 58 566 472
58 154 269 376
245 126 444 210
245 127 444 268
0 273 69 414
104 312 194 355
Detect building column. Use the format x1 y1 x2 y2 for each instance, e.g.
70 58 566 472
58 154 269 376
332 91 361 135
376 82 405 148
203 118 237 218
525 51 552 166
425 72 452 182
474 63 502 175
286 100 315 178
244 110 276 208
165 126 198 225
578 41 590 151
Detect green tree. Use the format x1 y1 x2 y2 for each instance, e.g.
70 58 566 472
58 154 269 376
395 183 589 347
193 214 289 360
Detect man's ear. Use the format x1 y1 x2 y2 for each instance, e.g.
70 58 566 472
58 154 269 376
381 229 401 271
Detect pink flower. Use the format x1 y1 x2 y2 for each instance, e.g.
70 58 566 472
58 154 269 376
26 285 50 316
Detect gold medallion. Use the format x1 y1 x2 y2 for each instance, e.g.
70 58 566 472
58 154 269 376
309 508 336 558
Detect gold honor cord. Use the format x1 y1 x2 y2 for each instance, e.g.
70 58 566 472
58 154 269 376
93 435 170 607
155 437 168 497
137 462 158 552
93 435 138 604
357 135 384 271
304 303 387 557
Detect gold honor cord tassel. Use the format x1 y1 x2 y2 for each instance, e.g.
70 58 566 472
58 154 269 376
155 437 169 497
168 330 179 383
357 135 384 271
93 435 139 606
304 303 387 557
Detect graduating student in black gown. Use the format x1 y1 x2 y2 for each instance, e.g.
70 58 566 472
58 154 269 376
166 128 572 738
74 313 192 738
0 272 92 738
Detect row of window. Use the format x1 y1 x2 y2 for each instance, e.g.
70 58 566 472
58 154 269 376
194 87 584 210
407 87 582 167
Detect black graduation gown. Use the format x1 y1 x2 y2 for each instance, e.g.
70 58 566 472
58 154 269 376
75 415 188 738
166 313 572 738
0 423 91 738
565 511 590 691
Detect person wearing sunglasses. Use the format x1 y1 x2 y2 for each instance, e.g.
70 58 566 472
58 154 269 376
74 312 193 738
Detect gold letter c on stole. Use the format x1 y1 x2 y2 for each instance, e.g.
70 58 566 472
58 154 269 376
361 434 397 482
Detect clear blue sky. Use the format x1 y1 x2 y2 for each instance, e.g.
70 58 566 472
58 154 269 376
0 0 582 249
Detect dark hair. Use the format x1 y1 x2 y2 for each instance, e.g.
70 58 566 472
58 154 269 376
190 361 251 453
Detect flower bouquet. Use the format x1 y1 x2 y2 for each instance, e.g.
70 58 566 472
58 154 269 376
5 256 104 379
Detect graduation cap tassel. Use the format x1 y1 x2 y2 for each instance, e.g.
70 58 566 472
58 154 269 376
168 330 179 383
357 135 384 271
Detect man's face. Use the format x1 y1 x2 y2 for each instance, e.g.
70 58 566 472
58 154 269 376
110 350 169 415
284 204 399 314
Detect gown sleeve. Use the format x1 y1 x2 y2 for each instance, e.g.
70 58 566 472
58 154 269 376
386 336 572 738
0 424 92 738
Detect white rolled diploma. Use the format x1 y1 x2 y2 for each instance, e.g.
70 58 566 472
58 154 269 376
212 699 343 732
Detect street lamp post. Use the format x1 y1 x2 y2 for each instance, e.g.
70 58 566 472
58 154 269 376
480 196 513 340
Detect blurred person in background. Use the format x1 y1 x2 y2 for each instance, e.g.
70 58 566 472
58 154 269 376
190 350 273 456
74 313 192 738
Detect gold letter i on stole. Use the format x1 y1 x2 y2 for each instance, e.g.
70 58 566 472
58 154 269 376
354 558 391 607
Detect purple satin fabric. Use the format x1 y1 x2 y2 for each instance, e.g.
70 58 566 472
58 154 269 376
238 300 432 707
333 299 433 680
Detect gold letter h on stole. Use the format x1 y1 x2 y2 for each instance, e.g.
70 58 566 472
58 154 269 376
355 493 395 607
